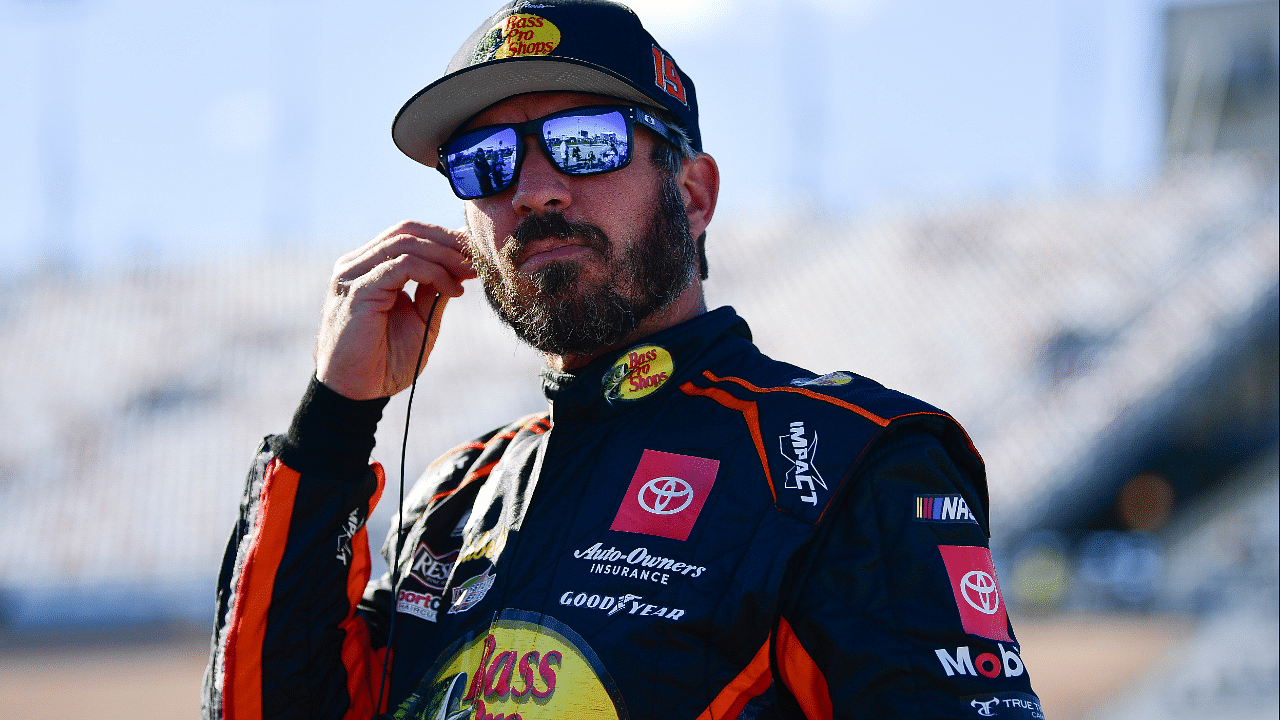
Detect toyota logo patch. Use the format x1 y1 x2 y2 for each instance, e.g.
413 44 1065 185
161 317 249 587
960 570 1001 615
610 450 719 541
638 477 694 515
937 545 1012 641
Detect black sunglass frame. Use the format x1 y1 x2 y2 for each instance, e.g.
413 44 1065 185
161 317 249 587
436 105 682 200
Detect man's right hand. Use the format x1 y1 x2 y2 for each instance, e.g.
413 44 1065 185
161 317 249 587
315 221 477 400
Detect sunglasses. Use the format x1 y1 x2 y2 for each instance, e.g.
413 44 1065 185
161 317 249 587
437 105 683 200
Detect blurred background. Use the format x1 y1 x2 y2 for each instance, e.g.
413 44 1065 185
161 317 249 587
0 0 1276 717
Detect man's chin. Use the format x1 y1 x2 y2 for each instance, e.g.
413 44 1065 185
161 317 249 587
526 259 592 297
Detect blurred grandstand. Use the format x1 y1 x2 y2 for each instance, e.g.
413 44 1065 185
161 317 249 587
1 153 1275 717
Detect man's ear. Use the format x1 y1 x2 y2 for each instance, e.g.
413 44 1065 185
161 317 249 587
679 153 719 239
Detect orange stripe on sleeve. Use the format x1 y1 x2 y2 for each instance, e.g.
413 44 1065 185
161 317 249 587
680 381 776 503
776 617 833 720
702 372 890 427
341 463 387 719
224 459 301 720
696 637 774 720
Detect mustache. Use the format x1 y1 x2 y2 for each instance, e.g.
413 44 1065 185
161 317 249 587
506 213 610 261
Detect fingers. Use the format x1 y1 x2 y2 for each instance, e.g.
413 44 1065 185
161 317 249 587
334 221 477 292
349 253 468 309
339 220 467 263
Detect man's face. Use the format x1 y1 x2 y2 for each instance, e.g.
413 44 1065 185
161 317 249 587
461 92 697 357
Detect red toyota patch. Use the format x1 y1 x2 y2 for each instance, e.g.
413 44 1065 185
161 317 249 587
938 545 1012 641
610 450 719 541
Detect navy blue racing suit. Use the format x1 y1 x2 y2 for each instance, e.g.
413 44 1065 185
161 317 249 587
203 306 1042 719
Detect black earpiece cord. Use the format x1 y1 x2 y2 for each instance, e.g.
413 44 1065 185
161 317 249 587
374 291 441 719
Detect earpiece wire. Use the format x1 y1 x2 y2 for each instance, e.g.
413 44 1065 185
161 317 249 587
374 291 442 717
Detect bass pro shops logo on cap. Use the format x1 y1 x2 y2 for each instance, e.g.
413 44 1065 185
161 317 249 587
472 13 562 64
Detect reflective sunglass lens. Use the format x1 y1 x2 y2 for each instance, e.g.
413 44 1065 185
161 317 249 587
445 127 519 198
542 110 629 175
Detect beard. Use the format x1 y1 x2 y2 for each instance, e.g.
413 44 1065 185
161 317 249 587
470 172 698 356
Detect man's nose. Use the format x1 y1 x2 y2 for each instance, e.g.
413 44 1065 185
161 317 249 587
511 137 571 217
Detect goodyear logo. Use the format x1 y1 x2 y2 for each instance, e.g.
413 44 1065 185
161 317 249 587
472 13 561 64
602 345 673 402
395 609 625 719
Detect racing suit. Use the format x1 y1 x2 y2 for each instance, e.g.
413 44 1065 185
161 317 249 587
203 306 1042 720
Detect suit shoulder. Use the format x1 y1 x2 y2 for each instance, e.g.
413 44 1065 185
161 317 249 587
686 358 974 523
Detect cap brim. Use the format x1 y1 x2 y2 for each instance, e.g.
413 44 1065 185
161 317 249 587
392 56 662 168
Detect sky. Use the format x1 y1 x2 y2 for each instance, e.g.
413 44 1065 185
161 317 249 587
0 0 1172 275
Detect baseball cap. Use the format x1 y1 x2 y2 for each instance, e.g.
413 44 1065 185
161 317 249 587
392 0 701 169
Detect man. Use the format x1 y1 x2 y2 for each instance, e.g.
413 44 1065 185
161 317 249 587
203 1 1041 719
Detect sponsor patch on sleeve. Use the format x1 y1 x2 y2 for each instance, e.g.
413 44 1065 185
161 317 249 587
609 450 718 541
938 545 1012 641
779 421 828 506
963 692 1044 719
916 495 978 523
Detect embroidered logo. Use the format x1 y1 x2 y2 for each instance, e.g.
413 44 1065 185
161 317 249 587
396 588 442 623
971 697 1000 716
335 508 364 566
573 542 706 585
638 477 692 515
409 541 458 592
916 495 978 523
651 46 687 105
471 13 561 64
602 344 673 401
610 450 718 541
779 421 828 506
448 566 497 615
938 545 1012 641
392 609 628 720
558 591 685 621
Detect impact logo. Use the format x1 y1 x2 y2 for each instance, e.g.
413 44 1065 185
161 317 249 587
935 643 1025 680
916 495 978 524
471 13 562 64
610 450 718 541
790 371 852 387
394 609 626 720
602 344 673 401
651 46 687 105
780 421 828 506
335 508 364 566
938 545 1012 641
409 541 458 592
449 567 496 615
